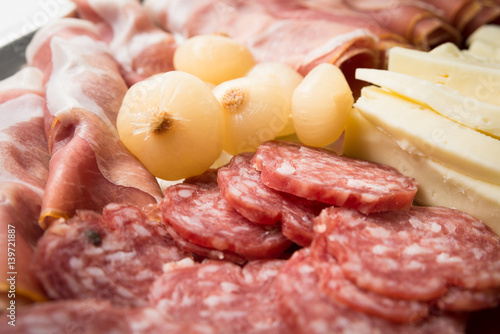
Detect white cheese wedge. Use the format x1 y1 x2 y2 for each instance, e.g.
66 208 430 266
343 109 500 236
354 86 500 185
355 68 500 138
466 24 500 48
430 42 500 67
468 40 500 62
388 46 500 106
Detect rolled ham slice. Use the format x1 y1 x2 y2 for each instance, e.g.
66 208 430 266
144 0 379 94
27 19 163 229
301 0 462 50
417 0 500 38
71 0 177 86
0 67 49 307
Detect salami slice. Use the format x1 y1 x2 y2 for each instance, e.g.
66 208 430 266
315 206 500 303
163 220 247 264
149 258 286 334
251 140 418 213
161 169 292 261
217 153 326 246
275 248 465 334
0 299 216 334
33 203 189 307
310 234 430 323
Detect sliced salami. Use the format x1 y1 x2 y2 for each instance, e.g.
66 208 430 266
217 153 326 246
0 299 216 334
161 169 292 261
33 203 189 307
315 206 500 303
163 220 247 264
275 248 465 334
310 234 430 323
251 140 418 213
149 258 286 334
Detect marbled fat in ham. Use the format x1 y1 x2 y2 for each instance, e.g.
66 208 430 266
71 0 177 86
300 0 462 50
0 67 49 306
144 0 379 94
26 19 163 228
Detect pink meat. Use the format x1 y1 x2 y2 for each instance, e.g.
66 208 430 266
161 169 292 261
144 0 379 94
298 0 462 50
149 258 286 333
251 140 418 214
416 0 500 37
217 153 327 246
0 299 216 334
275 247 466 334
0 67 50 305
311 234 430 323
72 0 177 86
315 206 500 303
33 203 189 307
26 18 163 228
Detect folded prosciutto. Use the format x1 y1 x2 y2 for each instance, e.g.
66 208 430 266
299 0 462 50
26 18 163 229
0 67 49 307
144 0 380 94
417 0 500 38
71 0 177 86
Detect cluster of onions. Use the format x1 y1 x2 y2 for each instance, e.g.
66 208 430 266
117 34 353 181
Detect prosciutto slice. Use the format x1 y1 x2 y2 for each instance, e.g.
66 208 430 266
300 0 462 50
0 67 49 306
71 0 177 86
144 0 379 94
417 0 500 37
26 19 163 229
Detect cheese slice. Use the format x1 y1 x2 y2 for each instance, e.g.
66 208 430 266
355 68 500 138
344 109 500 236
388 46 500 106
466 24 500 48
354 86 500 185
468 40 500 62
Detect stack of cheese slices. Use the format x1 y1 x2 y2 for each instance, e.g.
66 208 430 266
344 25 500 236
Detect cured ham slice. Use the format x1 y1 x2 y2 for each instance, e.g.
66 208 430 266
25 18 101 84
417 0 500 37
71 0 177 86
26 19 163 229
301 0 462 50
143 0 379 94
0 67 49 307
33 203 189 307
